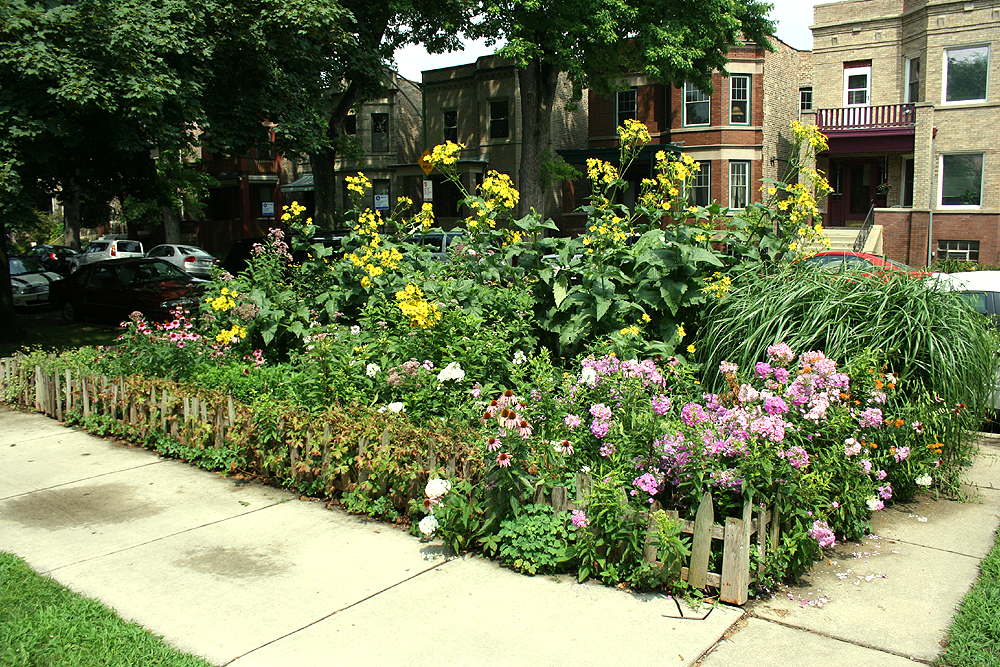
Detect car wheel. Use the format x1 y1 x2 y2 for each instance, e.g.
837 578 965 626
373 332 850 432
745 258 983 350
62 300 81 321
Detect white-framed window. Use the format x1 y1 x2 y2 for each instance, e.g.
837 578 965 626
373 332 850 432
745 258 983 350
616 87 637 127
684 81 710 126
730 75 750 124
939 153 984 207
944 45 990 103
371 113 388 152
686 163 711 207
938 240 980 262
799 86 813 111
729 161 750 210
905 57 920 103
844 65 871 106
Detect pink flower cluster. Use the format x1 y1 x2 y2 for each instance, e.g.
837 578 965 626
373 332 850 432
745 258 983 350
579 356 667 388
590 403 611 439
808 520 836 549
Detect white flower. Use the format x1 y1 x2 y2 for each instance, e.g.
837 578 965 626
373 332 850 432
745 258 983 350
579 366 599 387
425 478 452 499
366 363 381 377
737 383 760 403
436 361 466 383
378 402 406 414
915 474 933 486
350 325 361 336
418 515 439 536
513 350 527 366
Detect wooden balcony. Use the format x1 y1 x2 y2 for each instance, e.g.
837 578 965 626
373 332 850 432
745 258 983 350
816 104 916 136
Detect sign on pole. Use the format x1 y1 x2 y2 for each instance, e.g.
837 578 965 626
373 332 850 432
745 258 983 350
419 149 434 176
423 180 433 202
261 201 275 216
374 194 389 211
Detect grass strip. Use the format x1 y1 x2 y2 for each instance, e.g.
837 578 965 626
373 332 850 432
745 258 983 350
937 529 1000 666
0 552 215 667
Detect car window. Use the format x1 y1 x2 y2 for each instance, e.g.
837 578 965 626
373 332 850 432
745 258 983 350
117 241 142 253
177 246 204 255
843 256 872 270
958 291 990 315
9 258 29 275
90 266 120 289
86 242 108 254
131 261 187 284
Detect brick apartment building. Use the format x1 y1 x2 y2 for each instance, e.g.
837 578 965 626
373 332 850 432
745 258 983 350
806 0 1000 266
418 55 589 225
559 38 808 232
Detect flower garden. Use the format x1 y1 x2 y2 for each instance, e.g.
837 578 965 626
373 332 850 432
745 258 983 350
3 121 997 596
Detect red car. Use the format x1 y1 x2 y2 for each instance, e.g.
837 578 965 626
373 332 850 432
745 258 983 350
799 251 927 277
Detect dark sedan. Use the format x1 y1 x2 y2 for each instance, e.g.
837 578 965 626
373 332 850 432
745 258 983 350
26 244 79 275
52 258 205 323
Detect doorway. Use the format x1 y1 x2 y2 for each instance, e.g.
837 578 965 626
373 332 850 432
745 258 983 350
826 159 887 226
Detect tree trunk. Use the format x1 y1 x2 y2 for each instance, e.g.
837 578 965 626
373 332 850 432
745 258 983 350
162 204 181 243
62 175 82 250
517 56 559 221
311 81 361 230
0 220 23 345
310 148 338 230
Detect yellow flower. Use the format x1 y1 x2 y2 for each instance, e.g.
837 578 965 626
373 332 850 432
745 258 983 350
767 186 777 196
687 344 696 354
676 323 686 338
641 313 651 323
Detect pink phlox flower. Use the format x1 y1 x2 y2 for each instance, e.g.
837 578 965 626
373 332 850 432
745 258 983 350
737 383 760 403
766 343 795 364
599 443 616 457
764 394 789 416
589 403 612 422
894 446 910 463
719 361 738 375
591 420 610 439
632 472 662 497
876 469 887 480
750 414 787 443
785 446 810 469
681 402 709 426
652 395 671 416
754 361 773 378
773 367 791 384
879 484 893 500
571 510 590 528
859 459 873 474
857 407 884 429
808 520 837 549
844 438 862 457
564 414 582 429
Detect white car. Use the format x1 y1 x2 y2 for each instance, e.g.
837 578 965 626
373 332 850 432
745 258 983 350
71 237 144 272
9 256 62 307
145 244 218 279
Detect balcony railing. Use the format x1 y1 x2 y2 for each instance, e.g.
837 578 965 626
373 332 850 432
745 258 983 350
201 157 278 176
816 104 916 133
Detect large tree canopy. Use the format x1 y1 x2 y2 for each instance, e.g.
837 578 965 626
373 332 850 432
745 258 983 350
467 0 776 218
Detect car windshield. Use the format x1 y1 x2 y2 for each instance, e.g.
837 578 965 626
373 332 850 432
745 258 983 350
117 261 188 286
9 257 44 275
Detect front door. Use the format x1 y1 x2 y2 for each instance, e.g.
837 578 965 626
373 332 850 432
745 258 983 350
826 159 887 226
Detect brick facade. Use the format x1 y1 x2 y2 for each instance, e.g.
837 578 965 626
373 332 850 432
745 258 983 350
811 0 1000 265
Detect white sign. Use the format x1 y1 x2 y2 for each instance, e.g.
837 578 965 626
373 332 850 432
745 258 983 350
423 180 433 202
261 201 275 216
374 194 389 210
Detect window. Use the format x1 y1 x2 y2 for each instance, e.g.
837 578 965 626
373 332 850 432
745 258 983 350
938 240 980 262
730 75 750 124
939 153 984 207
902 157 915 207
844 65 871 106
616 87 637 127
944 45 989 103
343 114 356 135
684 81 710 126
729 161 750 209
371 113 388 152
686 163 711 207
489 100 509 139
905 57 920 103
799 87 813 111
443 109 457 143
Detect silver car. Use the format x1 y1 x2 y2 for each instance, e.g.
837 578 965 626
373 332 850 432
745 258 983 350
146 244 218 279
71 237 144 272
9 256 62 307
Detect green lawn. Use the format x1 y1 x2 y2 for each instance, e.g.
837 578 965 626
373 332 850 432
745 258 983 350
938 529 1000 666
0 552 215 667
1 309 120 358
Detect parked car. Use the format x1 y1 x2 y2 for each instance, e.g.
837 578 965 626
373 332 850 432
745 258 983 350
26 244 79 275
70 237 144 272
52 258 204 323
146 244 218 279
799 251 927 278
402 231 467 261
9 256 62 308
220 230 351 276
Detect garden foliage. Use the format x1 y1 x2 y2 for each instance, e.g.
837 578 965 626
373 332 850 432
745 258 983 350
3 121 995 593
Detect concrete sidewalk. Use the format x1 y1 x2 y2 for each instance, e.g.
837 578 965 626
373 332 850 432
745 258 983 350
2 405 998 666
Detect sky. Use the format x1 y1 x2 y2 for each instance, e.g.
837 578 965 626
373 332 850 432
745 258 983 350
392 0 822 81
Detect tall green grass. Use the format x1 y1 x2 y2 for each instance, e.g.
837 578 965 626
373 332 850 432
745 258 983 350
697 265 999 411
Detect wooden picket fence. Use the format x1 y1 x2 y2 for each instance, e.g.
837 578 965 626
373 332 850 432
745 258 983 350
3 358 775 605
1 360 476 501
535 476 778 605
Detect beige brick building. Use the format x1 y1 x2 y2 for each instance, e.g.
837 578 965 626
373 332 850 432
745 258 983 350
415 56 589 225
807 0 1000 266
